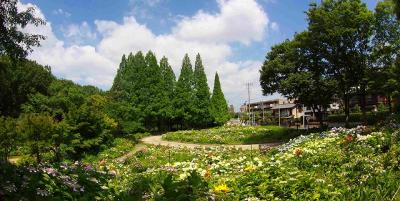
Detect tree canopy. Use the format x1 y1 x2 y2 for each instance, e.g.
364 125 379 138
0 0 46 60
260 0 400 126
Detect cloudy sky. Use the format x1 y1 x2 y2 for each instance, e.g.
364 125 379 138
19 0 379 110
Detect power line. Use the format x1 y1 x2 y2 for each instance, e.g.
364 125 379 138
245 82 253 125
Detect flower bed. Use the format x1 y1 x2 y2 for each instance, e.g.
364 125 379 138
114 127 400 200
162 126 306 144
4 128 400 200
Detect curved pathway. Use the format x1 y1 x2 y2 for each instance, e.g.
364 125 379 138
141 135 282 150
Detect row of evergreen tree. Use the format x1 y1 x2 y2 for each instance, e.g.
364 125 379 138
110 51 230 132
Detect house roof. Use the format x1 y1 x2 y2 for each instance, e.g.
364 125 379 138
271 103 296 110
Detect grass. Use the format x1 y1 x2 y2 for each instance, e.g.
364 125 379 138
162 125 311 144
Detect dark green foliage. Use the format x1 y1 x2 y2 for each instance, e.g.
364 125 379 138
18 71 117 161
160 56 176 129
66 94 117 160
0 56 54 117
17 113 56 163
0 116 18 161
142 51 165 130
109 52 146 133
193 53 212 128
110 52 228 131
260 32 337 126
0 0 46 60
110 54 128 97
174 54 195 128
210 73 230 125
326 111 389 124
370 0 400 113
394 0 400 19
307 0 374 125
260 0 400 125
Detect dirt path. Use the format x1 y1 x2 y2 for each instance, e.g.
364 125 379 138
141 135 281 150
115 143 147 163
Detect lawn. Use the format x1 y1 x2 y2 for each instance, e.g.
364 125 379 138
162 125 308 144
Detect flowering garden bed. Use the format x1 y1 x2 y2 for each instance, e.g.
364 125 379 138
162 126 308 144
2 127 400 200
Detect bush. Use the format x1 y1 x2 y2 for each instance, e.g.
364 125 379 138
17 113 57 164
0 117 18 162
326 111 389 125
0 162 111 200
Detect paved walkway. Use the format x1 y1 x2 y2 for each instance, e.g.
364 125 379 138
141 135 282 150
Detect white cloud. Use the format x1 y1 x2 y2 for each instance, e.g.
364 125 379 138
270 21 279 31
173 0 268 45
18 0 271 108
61 21 97 44
52 8 71 17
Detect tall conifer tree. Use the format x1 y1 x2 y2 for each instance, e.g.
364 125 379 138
143 51 164 129
110 54 127 99
160 56 176 129
173 54 195 128
210 72 230 125
193 53 211 127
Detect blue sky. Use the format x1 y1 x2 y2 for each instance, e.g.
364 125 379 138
20 0 380 110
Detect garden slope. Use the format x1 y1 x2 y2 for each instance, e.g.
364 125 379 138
141 135 282 150
162 126 306 145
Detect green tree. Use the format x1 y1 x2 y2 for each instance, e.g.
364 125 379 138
0 116 18 162
160 56 176 130
307 0 373 126
260 31 336 127
193 53 211 128
0 56 54 117
17 113 55 164
210 73 229 125
110 54 128 100
143 51 164 130
371 0 400 113
173 54 195 128
0 0 46 60
108 53 145 133
66 94 117 160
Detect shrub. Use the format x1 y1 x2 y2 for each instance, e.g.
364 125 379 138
0 117 18 162
17 113 57 164
326 111 389 124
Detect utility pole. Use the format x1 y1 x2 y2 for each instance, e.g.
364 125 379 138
245 82 253 125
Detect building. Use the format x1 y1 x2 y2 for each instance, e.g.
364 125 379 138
240 99 289 113
240 98 317 126
349 94 388 111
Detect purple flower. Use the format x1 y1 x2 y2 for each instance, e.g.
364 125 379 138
43 167 58 176
84 165 93 171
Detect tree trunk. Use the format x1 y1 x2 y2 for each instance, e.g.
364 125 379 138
36 151 41 164
344 94 350 128
388 95 392 113
360 92 366 125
